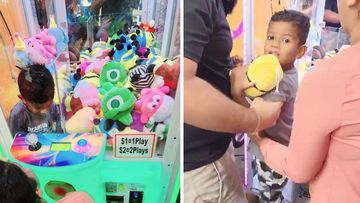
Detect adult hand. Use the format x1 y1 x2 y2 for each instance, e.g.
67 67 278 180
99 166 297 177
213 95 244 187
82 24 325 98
68 0 78 14
90 0 105 13
230 65 255 102
251 97 281 131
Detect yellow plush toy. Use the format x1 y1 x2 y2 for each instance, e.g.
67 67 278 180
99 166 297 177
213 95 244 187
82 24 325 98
65 107 97 133
244 54 283 98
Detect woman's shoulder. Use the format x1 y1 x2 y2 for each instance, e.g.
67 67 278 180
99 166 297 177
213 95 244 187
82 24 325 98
315 44 360 79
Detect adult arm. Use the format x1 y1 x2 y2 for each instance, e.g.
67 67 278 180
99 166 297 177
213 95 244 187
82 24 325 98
324 0 340 24
184 0 278 133
184 58 278 133
255 66 340 183
324 9 340 24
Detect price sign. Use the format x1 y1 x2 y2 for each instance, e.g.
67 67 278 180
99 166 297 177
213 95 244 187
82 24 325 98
114 133 156 158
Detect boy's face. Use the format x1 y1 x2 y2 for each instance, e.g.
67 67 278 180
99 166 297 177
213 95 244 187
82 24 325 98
19 95 53 115
264 21 305 70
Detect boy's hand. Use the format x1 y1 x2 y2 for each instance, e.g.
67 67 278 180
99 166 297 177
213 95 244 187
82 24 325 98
248 132 263 146
230 65 255 102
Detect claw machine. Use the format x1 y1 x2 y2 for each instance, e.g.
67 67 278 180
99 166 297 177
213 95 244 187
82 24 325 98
0 0 180 202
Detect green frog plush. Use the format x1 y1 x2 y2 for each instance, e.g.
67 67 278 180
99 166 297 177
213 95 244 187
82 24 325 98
100 82 136 126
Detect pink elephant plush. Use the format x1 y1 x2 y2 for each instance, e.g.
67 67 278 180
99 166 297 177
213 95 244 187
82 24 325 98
73 80 101 114
35 29 57 58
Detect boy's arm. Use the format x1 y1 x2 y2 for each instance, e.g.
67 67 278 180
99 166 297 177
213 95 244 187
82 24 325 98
255 73 292 130
9 111 27 137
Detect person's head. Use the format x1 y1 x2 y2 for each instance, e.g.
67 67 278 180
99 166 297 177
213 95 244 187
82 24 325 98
300 0 314 17
264 10 310 70
222 0 238 15
337 0 360 44
312 45 325 60
57 191 94 203
0 160 39 203
301 0 314 10
17 64 55 115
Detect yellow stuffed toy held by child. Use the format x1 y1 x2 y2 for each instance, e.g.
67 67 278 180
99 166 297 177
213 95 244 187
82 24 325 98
244 54 284 98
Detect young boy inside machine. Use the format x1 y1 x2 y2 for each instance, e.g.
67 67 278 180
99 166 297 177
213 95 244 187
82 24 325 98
231 10 310 202
9 64 63 136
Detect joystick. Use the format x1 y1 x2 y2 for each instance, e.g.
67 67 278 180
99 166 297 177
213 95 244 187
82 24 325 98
25 133 42 151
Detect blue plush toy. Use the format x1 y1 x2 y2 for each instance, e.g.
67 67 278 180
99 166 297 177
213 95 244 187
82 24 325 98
13 33 32 69
48 16 69 53
128 29 155 49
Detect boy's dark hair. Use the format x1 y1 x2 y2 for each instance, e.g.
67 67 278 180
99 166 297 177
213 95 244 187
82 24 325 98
0 160 38 203
18 64 55 104
270 10 310 44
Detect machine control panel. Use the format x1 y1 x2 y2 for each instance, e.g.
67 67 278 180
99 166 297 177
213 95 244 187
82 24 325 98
10 133 104 167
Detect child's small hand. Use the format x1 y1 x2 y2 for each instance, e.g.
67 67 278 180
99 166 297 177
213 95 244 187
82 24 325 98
230 65 255 102
248 132 263 146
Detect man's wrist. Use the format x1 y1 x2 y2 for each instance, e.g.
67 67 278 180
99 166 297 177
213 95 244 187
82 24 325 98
250 107 261 133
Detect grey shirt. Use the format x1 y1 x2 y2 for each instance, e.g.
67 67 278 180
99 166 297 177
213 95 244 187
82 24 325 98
9 102 63 137
249 67 298 159
262 66 298 146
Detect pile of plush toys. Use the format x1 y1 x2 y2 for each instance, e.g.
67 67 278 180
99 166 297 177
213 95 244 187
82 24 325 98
13 17 180 156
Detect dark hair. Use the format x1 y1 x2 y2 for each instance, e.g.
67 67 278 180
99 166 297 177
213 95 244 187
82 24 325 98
0 160 38 203
302 0 314 10
270 10 310 44
18 64 55 104
222 0 238 15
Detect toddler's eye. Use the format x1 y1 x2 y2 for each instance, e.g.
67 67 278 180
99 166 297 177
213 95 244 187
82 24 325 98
267 36 274 40
283 38 290 43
